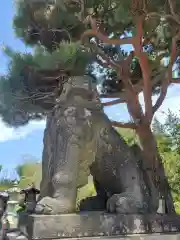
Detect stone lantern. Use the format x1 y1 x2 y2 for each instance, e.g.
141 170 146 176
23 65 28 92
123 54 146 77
0 191 9 239
0 191 9 218
20 184 40 213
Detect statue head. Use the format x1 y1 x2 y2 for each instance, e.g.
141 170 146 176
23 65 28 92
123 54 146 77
57 75 103 145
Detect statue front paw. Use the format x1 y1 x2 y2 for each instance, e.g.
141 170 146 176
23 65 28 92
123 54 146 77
34 197 55 215
34 197 75 214
106 192 147 214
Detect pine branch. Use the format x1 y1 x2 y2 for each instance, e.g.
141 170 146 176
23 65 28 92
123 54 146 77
100 70 167 100
82 16 151 123
133 17 153 122
171 78 180 83
81 17 134 46
100 94 122 98
168 0 180 25
82 15 180 126
111 121 137 129
147 12 180 25
87 18 143 121
87 42 119 70
102 99 125 107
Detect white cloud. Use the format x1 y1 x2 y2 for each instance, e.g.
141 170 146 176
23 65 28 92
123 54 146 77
0 119 46 142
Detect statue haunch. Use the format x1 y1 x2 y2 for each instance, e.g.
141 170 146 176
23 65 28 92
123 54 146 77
35 76 158 215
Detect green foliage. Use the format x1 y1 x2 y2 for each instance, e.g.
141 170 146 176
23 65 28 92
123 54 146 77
13 0 133 46
33 41 94 73
13 0 85 46
164 110 180 154
0 46 43 126
15 205 25 214
162 151 180 203
174 202 180 214
14 0 180 46
152 117 165 136
152 110 180 154
156 135 173 153
0 42 94 126
152 111 180 209
16 160 41 189
115 127 139 146
76 181 96 210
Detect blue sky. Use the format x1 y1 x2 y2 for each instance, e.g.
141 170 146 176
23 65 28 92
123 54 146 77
0 1 44 175
0 1 180 178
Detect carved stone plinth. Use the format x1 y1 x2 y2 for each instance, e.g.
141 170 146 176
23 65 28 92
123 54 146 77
18 212 180 240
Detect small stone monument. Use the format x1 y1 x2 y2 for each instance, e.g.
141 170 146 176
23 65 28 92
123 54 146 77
6 183 21 228
7 183 21 202
0 191 9 218
0 191 10 239
20 184 40 213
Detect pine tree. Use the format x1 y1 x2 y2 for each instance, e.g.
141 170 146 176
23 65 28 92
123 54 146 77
1 0 180 212
1 0 180 126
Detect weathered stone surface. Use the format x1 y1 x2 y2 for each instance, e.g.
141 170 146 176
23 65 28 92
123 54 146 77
83 125 156 213
6 231 180 240
56 234 180 240
39 76 100 201
6 229 28 240
19 212 180 240
28 234 180 240
37 76 158 215
9 233 180 240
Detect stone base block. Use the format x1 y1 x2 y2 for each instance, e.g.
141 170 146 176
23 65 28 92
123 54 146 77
5 233 180 240
19 212 180 239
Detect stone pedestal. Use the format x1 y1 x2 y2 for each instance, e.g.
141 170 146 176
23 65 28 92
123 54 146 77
18 212 180 240
5 232 180 240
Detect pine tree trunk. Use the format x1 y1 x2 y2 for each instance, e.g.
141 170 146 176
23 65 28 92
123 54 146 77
136 123 175 214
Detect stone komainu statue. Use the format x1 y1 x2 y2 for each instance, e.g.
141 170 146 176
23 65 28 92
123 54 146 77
35 76 158 215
